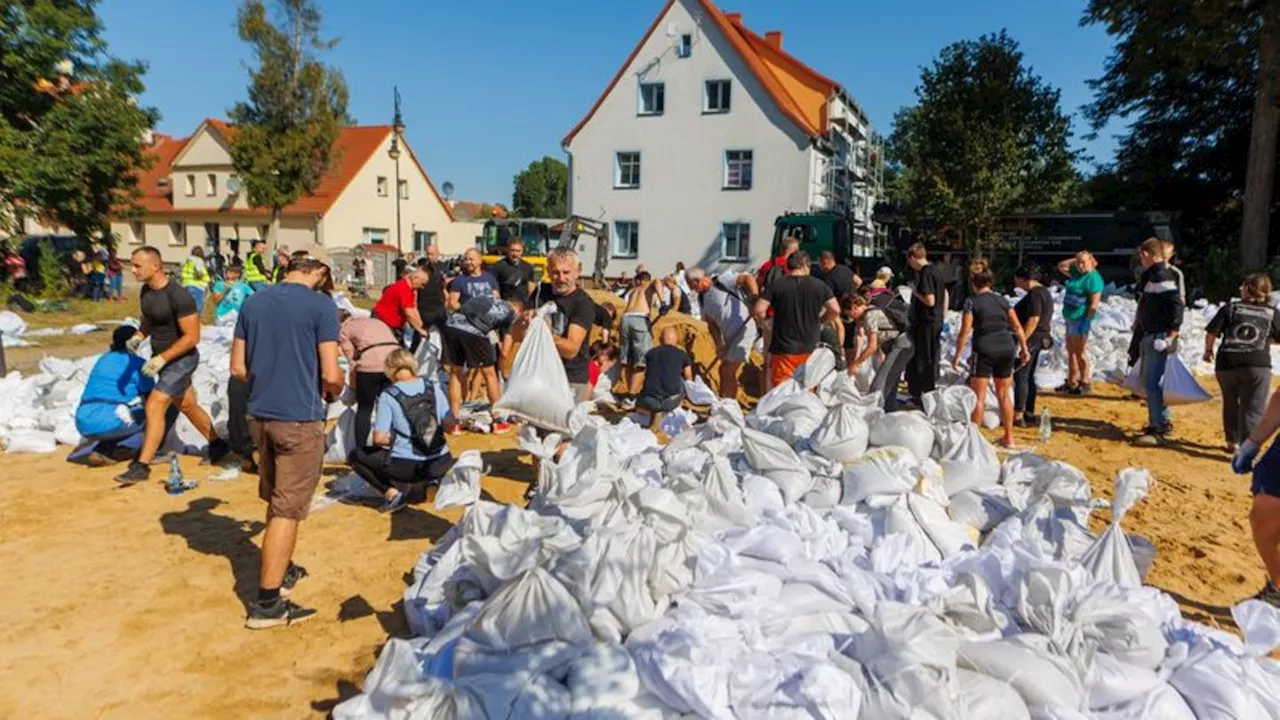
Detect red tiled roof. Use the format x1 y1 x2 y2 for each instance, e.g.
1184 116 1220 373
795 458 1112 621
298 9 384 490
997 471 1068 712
128 120 455 221
562 0 842 146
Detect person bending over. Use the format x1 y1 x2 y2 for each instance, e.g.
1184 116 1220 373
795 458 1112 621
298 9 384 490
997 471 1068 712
348 350 452 514
440 295 520 434
338 310 401 448
952 260 1030 448
635 327 692 428
843 292 915 412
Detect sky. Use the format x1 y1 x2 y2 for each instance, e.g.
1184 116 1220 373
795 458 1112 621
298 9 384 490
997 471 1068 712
97 0 1122 206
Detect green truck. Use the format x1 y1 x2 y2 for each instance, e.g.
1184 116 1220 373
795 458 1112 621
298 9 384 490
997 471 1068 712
771 211 886 276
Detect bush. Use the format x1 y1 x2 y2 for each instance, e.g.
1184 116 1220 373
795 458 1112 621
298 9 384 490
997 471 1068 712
1200 245 1241 303
36 239 67 300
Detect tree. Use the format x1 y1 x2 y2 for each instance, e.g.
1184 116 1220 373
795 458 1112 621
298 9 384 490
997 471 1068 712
1081 0 1264 266
0 0 157 240
228 0 348 252
888 31 1079 251
511 156 567 218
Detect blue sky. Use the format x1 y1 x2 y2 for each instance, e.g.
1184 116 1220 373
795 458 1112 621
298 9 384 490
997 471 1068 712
98 0 1120 206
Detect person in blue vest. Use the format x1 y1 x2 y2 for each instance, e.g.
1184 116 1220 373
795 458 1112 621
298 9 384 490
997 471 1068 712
69 326 177 466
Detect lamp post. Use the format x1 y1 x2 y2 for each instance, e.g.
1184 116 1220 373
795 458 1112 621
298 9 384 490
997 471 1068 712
388 86 405 252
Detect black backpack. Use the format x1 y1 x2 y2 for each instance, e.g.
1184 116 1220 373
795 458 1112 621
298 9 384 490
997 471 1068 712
871 292 911 332
762 261 787 294
385 384 446 458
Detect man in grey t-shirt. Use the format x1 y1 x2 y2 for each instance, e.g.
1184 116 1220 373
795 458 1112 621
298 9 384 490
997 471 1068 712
686 267 759 400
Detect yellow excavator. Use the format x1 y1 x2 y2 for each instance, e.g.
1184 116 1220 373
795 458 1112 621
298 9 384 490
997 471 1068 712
478 216 609 281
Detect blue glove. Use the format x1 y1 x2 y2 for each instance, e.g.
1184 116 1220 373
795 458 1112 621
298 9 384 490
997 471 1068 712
1233 439 1261 475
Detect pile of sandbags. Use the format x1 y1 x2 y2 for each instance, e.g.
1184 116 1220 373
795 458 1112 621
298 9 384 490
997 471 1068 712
337 366 1280 719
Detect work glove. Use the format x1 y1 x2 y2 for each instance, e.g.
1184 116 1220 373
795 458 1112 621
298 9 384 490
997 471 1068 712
126 335 145 354
141 355 168 379
1232 439 1261 475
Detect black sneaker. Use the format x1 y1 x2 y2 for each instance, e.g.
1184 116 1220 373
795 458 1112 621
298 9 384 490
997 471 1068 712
1253 580 1280 609
115 461 151 486
206 438 232 465
1014 416 1029 428
1055 383 1077 394
245 598 317 629
378 491 409 514
1078 383 1093 396
241 455 259 475
281 563 308 596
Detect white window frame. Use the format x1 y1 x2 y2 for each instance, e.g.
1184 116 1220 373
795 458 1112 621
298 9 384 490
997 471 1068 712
363 227 389 245
721 222 750 261
169 221 187 246
413 230 436 252
398 179 408 200
724 150 753 190
704 80 731 113
614 151 641 189
677 34 692 58
184 174 195 197
129 221 145 245
612 221 639 259
376 176 388 197
638 82 665 116
206 173 217 196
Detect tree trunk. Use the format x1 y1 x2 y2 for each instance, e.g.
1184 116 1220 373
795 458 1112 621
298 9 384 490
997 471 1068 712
269 206 282 257
1241 0 1280 270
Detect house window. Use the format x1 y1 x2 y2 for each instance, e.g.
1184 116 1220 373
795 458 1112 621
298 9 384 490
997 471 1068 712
376 176 388 197
677 34 692 58
722 223 750 261
613 221 639 259
398 179 408 200
363 227 389 245
184 174 195 197
704 80 731 113
724 150 753 190
615 152 641 189
170 221 187 246
413 230 436 252
638 82 665 116
206 173 217 196
129 221 145 245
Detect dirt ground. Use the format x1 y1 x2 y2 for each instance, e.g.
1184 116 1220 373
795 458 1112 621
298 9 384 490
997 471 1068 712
0 299 1268 716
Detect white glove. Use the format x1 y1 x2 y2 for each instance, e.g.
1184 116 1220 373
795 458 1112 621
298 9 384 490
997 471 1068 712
1152 338 1169 353
141 355 167 378
126 335 145 354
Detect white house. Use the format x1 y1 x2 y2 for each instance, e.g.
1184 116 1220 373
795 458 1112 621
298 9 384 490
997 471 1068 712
563 0 884 276
110 119 481 258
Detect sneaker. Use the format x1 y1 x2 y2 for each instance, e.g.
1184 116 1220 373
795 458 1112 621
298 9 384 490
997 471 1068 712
1055 383 1077 394
1078 384 1092 396
618 398 636 411
115 460 151 486
241 455 260 475
1134 434 1160 447
280 563 308 596
1253 580 1280 608
492 420 512 434
1013 416 1029 428
378 491 409 514
244 598 318 630
206 438 232 465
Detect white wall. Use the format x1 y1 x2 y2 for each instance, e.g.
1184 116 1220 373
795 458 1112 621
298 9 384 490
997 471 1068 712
566 0 813 277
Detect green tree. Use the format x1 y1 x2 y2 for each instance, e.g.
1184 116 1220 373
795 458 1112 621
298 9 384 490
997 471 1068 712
228 0 348 252
1082 0 1270 268
0 0 157 240
888 31 1078 251
511 156 567 218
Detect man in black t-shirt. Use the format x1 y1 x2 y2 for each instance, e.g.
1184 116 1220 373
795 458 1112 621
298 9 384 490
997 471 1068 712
905 242 946 402
635 326 692 427
753 251 841 387
539 248 595 402
1013 265 1054 424
116 246 229 485
489 239 538 304
814 251 856 299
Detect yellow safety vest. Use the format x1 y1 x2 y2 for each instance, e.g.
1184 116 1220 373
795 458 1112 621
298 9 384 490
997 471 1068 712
180 258 208 287
244 251 267 283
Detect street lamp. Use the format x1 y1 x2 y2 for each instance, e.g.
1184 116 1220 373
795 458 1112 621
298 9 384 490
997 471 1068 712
388 86 405 252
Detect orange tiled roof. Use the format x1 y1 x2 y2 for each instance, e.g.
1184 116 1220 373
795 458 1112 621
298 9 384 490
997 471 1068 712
129 121 455 221
562 0 843 146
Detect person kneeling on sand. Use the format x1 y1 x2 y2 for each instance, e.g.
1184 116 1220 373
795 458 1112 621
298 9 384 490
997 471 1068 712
634 327 692 428
348 350 452 514
70 326 178 467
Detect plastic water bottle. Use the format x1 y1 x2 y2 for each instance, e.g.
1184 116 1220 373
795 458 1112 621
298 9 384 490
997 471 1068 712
166 454 186 495
1039 407 1052 443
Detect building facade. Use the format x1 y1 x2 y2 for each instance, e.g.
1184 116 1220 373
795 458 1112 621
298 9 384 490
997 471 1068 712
110 119 481 259
563 0 884 276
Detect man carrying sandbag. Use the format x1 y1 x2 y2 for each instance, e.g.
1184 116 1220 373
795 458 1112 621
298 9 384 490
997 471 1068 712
684 266 759 400
537 248 595 402
1133 237 1184 446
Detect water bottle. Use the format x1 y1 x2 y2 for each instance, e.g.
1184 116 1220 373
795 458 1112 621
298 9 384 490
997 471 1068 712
1039 407 1052 443
166 454 186 494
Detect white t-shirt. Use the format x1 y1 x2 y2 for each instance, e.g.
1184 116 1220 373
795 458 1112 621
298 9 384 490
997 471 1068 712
700 271 751 340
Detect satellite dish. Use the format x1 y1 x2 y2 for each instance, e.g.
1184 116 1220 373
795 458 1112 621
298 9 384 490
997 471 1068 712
227 176 242 194
441 181 454 200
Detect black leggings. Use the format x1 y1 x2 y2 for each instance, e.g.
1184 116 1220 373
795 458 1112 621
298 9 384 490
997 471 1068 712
354 372 391 449
348 446 452 496
1014 345 1043 416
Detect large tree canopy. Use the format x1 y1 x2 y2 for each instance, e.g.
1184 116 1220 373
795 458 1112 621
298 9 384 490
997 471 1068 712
888 31 1079 248
228 0 348 249
0 0 156 239
511 156 567 219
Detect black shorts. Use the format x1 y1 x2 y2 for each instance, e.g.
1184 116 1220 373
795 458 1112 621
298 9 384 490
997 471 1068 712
441 326 496 369
972 347 1016 379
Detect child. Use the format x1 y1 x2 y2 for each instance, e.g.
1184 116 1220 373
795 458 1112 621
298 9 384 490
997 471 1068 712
635 327 692 428
1134 237 1184 445
589 341 620 391
1205 273 1280 451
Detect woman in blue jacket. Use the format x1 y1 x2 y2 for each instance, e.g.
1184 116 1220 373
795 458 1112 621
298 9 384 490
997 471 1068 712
70 326 173 466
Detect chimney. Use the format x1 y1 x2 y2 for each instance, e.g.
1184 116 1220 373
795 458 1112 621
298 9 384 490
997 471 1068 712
724 11 742 24
765 31 783 49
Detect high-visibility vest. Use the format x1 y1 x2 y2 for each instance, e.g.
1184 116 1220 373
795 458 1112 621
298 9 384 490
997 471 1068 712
180 258 207 287
244 252 267 283
271 265 285 283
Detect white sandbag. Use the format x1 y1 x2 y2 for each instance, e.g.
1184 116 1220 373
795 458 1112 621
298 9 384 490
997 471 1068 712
948 487 1017 532
1086 654 1163 711
794 346 836 389
4 428 57 453
1079 468 1151 588
464 567 593 652
1122 353 1212 405
53 419 81 447
741 427 814 504
908 491 977 559
841 446 920 504
324 407 356 463
868 411 935 462
682 377 717 406
957 634 1085 710
955 668 1031 720
0 310 26 338
494 316 575 432
1092 682 1195 720
808 404 870 464
434 450 481 511
565 643 642 714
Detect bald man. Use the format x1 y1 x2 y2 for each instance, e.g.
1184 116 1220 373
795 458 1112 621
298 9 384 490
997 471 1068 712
635 325 692 428
447 248 499 310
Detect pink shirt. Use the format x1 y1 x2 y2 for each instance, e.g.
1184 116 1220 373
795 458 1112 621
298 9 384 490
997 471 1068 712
339 317 400 374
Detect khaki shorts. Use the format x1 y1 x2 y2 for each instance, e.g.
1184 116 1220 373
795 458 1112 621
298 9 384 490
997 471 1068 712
250 419 325 521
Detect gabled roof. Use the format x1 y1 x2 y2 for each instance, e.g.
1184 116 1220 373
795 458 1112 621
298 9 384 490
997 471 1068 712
562 0 844 147
127 121 455 221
